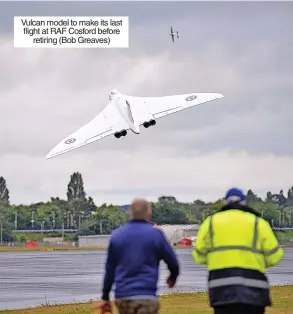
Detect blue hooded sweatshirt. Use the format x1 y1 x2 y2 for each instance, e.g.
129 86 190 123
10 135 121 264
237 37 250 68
102 220 180 300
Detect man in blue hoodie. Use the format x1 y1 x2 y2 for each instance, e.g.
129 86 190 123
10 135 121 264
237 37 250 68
100 198 180 314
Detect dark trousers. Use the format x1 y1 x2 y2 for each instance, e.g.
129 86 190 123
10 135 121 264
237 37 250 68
214 304 265 314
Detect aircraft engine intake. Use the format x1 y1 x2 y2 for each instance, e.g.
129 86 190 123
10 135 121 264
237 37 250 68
114 130 127 138
143 119 156 128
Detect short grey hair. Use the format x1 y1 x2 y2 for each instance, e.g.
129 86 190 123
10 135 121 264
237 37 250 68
129 198 152 220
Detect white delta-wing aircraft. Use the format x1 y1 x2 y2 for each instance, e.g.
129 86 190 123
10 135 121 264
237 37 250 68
46 89 224 159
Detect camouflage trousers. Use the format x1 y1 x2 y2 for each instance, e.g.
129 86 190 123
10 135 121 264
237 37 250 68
115 299 160 314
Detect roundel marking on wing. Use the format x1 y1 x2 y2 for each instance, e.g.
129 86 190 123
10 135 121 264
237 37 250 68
65 138 76 144
185 95 197 101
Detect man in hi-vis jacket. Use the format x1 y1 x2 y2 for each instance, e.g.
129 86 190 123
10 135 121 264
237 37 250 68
193 188 284 314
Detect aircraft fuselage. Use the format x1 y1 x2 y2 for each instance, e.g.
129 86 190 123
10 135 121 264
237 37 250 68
111 90 140 134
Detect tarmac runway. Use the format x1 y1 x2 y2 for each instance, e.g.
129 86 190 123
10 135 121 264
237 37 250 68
0 248 292 310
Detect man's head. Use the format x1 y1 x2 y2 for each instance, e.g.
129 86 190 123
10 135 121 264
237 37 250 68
129 198 152 220
223 187 247 205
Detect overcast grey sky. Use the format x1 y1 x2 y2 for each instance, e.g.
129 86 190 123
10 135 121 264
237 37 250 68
0 1 292 205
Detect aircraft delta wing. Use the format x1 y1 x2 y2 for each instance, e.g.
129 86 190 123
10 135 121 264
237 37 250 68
46 90 224 159
126 92 224 125
45 99 131 159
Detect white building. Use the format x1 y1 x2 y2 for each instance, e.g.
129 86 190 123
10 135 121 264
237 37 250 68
78 235 111 247
78 224 199 248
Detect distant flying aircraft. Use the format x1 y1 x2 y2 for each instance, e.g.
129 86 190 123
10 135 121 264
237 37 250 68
46 89 224 159
170 26 179 42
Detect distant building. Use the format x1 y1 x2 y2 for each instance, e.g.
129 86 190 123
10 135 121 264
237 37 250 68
43 237 64 245
78 225 199 248
78 235 111 248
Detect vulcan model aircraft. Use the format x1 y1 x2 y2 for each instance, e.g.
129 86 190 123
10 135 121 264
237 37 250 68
170 26 179 42
46 89 224 159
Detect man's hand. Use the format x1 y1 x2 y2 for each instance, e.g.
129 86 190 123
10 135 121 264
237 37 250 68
101 301 112 314
94 301 113 314
166 278 176 288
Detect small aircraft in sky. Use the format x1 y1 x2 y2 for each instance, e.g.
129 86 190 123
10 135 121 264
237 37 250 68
46 89 224 159
170 26 179 42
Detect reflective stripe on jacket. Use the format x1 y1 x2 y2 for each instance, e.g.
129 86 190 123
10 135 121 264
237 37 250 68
192 204 284 307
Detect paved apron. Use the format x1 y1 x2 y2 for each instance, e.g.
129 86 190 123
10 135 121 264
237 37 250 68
0 248 292 310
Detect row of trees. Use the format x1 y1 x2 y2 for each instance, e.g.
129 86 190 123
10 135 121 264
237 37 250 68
0 174 292 242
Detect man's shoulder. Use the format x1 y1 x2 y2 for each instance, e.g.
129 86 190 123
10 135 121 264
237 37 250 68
258 216 272 229
111 224 128 238
111 222 165 238
152 226 165 235
150 226 168 243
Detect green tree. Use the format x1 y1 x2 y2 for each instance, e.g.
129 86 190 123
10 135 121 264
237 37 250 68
266 191 273 203
152 203 188 224
158 196 178 204
246 189 262 203
0 176 9 204
286 187 293 206
2 175 293 236
277 190 287 206
0 204 14 242
252 202 279 224
77 204 128 236
193 199 205 205
67 172 86 201
87 197 97 212
78 219 101 236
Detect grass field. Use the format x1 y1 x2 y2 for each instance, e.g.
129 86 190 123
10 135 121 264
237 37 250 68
0 285 292 314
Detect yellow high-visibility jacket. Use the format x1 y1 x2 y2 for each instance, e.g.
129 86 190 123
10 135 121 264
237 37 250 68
192 205 284 308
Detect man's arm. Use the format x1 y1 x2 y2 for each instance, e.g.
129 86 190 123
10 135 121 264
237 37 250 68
158 230 180 281
259 219 284 268
102 239 116 301
192 216 211 265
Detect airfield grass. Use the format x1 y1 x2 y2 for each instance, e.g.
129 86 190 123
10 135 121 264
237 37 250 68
1 286 292 314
